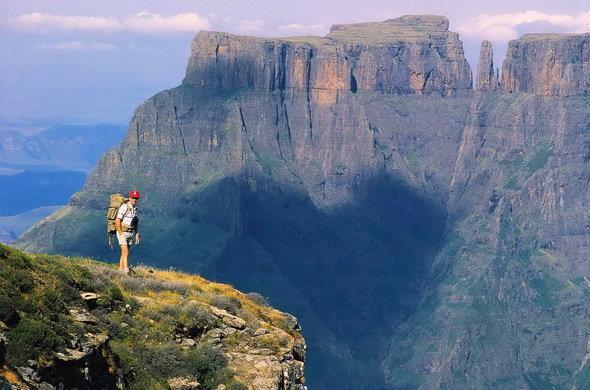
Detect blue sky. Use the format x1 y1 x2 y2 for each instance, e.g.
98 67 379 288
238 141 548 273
1 0 590 125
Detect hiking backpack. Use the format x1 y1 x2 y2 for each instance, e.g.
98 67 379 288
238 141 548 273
107 193 128 235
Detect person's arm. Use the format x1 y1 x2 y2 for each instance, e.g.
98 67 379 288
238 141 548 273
115 204 126 234
134 213 140 244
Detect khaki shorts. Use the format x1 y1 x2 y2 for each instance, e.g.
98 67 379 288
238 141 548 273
116 231 135 246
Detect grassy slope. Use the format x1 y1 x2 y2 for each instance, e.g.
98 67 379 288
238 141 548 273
0 244 303 389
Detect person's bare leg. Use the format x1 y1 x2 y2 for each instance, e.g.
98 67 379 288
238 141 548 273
120 244 129 272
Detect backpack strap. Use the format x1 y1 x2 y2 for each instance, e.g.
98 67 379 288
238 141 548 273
118 203 131 220
107 232 114 250
122 205 132 220
120 204 136 232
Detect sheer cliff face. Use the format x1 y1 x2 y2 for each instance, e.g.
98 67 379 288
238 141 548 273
502 33 590 96
386 36 590 388
17 16 590 389
387 93 590 388
69 14 472 212
185 15 472 96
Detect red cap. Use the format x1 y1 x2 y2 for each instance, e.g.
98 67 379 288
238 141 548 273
129 190 140 199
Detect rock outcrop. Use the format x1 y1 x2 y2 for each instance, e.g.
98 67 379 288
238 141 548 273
185 15 472 96
501 33 590 96
475 40 498 91
15 16 590 389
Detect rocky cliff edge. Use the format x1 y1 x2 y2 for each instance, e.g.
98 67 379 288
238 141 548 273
501 33 590 96
0 244 305 390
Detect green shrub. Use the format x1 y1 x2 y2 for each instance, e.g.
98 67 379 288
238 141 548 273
105 317 128 339
121 277 189 295
109 285 124 302
183 303 217 334
47 267 75 286
246 292 269 306
69 264 94 283
0 268 34 293
141 306 163 322
141 343 186 379
3 248 31 269
255 334 289 351
110 340 157 388
186 343 228 389
113 341 194 388
211 295 242 316
0 295 19 325
159 304 181 318
225 381 248 390
56 281 82 303
7 318 66 364
40 289 68 316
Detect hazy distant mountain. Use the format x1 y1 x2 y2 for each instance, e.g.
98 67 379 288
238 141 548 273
0 206 60 243
0 123 125 240
0 123 125 173
0 171 85 216
17 16 590 389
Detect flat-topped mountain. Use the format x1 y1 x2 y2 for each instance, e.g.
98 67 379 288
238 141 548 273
186 15 471 96
16 16 590 388
328 15 451 39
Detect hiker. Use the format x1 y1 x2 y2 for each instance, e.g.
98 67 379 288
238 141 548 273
115 190 140 274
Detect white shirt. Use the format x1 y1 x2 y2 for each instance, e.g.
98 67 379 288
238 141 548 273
116 203 137 227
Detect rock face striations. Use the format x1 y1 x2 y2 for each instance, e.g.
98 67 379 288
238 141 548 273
502 33 590 96
185 15 472 96
16 16 590 389
475 40 498 91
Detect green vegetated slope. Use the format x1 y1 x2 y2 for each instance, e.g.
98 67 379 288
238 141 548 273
384 93 590 388
0 244 305 389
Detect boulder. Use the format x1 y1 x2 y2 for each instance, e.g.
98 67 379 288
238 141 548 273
80 292 100 301
254 328 269 336
69 309 98 324
180 338 197 348
167 376 200 390
282 314 300 331
209 307 246 330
